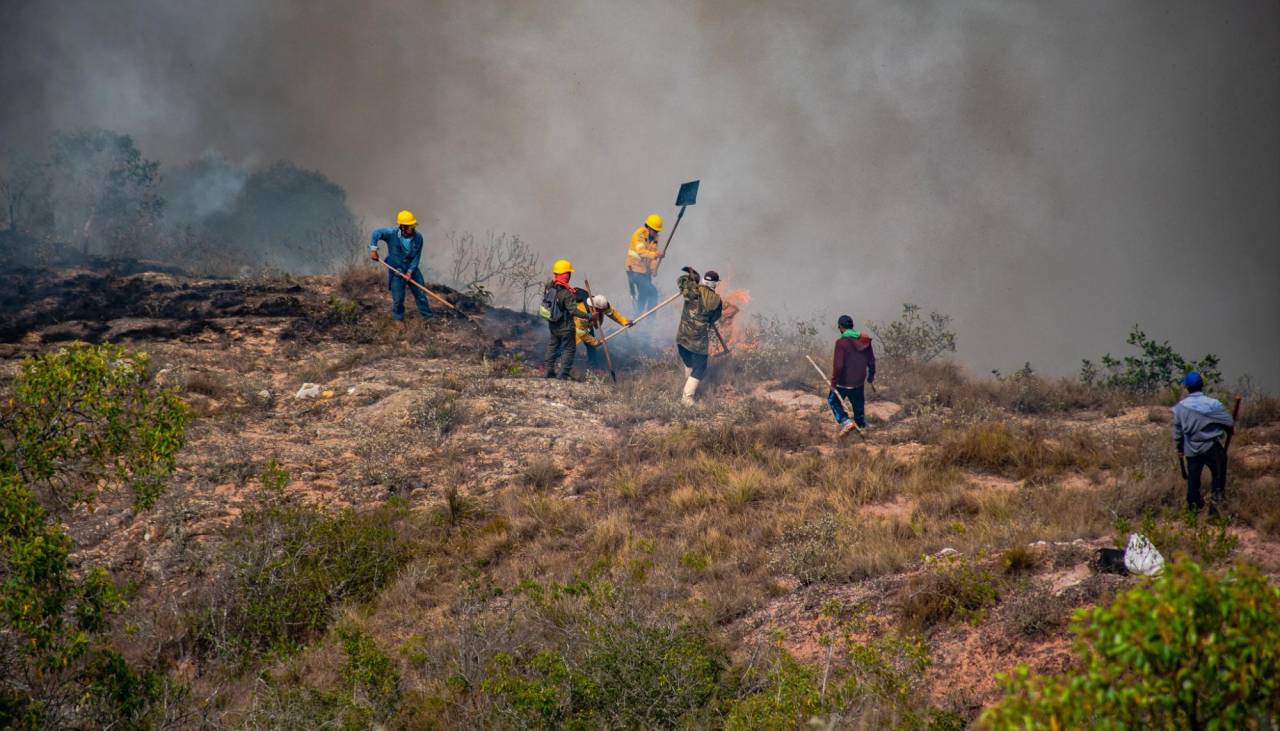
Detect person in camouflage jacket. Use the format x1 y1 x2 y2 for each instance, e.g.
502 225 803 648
676 267 722 405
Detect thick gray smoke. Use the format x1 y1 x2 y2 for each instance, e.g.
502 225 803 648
2 0 1277 385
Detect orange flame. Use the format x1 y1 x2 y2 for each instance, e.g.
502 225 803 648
715 279 756 352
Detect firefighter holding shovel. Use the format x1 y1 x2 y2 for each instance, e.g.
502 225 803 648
369 210 434 322
625 214 664 313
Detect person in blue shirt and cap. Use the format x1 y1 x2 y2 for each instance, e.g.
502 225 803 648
369 209 433 321
1172 371 1235 512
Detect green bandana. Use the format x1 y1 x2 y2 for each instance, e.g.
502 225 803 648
841 328 861 339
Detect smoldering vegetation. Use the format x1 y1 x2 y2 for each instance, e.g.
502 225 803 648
2 0 1277 383
0 130 359 276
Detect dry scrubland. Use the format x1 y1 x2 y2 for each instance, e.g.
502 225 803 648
2 265 1279 729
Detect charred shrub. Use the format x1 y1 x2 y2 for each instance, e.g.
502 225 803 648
408 391 460 441
1000 589 1069 640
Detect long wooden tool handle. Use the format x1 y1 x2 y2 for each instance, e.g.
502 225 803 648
584 279 617 383
806 354 863 437
711 323 730 356
806 355 836 393
601 291 681 343
1224 396 1243 451
376 258 460 313
651 206 686 278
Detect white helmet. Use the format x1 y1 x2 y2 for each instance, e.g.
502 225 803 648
588 294 609 309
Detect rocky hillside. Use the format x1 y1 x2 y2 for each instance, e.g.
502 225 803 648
3 264 1277 728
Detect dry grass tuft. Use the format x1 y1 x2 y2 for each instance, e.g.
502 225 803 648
521 456 565 489
999 545 1040 575
896 554 1001 632
936 421 1096 479
336 261 384 300
1231 475 1280 538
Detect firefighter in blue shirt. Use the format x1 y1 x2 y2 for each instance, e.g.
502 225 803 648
369 210 433 321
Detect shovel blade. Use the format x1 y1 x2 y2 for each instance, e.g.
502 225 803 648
675 180 700 207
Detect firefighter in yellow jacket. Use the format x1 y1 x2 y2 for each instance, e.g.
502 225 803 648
575 293 631 370
625 213 663 313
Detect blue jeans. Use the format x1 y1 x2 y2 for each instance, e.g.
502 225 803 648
584 342 606 369
627 270 657 313
828 385 866 428
388 268 433 320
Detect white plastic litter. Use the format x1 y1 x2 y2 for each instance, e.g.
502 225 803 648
294 383 323 399
1123 533 1165 576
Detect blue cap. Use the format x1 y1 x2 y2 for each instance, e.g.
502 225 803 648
1182 371 1203 388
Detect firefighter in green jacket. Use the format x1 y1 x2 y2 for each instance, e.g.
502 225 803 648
676 266 722 405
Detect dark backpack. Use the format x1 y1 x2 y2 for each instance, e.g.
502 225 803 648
539 283 565 323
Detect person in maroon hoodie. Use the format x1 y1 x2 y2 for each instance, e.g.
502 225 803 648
830 314 876 438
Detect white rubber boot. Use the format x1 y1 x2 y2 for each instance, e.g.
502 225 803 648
681 376 700 406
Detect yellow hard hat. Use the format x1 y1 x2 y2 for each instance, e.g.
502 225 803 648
645 213 663 232
396 210 418 227
552 259 575 275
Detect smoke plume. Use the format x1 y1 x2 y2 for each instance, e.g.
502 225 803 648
2 0 1277 384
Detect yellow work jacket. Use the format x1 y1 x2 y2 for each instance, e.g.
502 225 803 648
625 226 660 275
575 302 631 346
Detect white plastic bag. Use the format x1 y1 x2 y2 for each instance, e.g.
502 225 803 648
1123 533 1165 576
294 383 323 399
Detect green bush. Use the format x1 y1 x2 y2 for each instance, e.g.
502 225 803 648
337 625 401 726
324 296 361 325
983 560 1280 729
1114 512 1238 566
0 344 188 729
1081 325 1222 396
244 628 406 731
577 622 724 728
484 651 581 730
194 462 415 661
727 605 958 730
724 648 824 730
866 303 957 365
2 343 188 509
484 621 725 729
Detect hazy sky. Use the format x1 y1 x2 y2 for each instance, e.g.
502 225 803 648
2 0 1277 385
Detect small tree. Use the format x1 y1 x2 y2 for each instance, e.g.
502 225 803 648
444 230 542 311
983 560 1280 730
1080 325 1222 395
195 160 359 274
0 344 188 729
48 129 164 258
865 303 957 364
0 153 53 236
